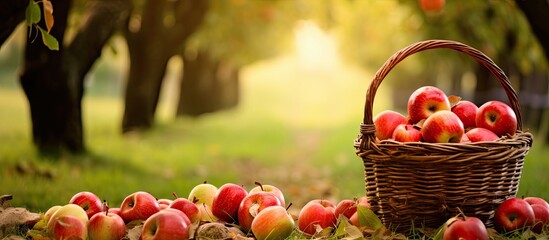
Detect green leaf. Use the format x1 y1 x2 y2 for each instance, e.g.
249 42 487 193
356 205 383 230
25 0 41 26
37 26 59 51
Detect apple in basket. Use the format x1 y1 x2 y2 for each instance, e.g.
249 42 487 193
465 127 499 142
392 123 422 142
407 86 451 124
476 100 517 137
451 100 478 130
442 215 489 240
373 110 408 140
420 110 464 143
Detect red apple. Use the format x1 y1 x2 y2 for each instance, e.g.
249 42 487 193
119 191 160 223
169 196 201 224
88 205 126 240
334 199 357 219
50 215 88 240
530 204 549 234
407 86 451 124
349 196 371 227
524 197 549 209
451 100 478 130
494 197 535 232
108 207 121 216
47 204 89 236
476 101 517 137
141 209 190 240
238 192 282 232
251 206 295 240
392 124 422 142
421 110 464 143
460 134 470 143
248 182 286 207
69 191 104 219
298 199 337 235
442 216 488 240
373 110 408 140
212 183 248 223
465 127 499 142
157 199 173 210
419 0 445 13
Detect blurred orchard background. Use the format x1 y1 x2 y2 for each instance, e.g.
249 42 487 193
1 0 548 213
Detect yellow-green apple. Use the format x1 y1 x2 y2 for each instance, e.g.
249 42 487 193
157 199 173 210
442 216 488 240
249 182 286 207
169 196 201 223
44 205 62 224
421 110 464 143
197 203 217 222
238 192 282 232
524 197 549 209
334 199 356 219
524 197 549 233
33 205 62 232
494 197 535 233
50 215 88 240
212 183 248 223
373 110 408 140
392 124 422 142
141 209 190 240
188 182 217 208
451 100 478 130
88 205 126 240
349 196 371 227
119 191 160 223
407 86 451 124
46 203 89 236
298 199 337 235
476 101 517 137
251 206 295 240
69 191 104 219
465 127 499 142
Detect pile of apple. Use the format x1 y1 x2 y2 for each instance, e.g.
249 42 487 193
442 196 549 239
27 181 373 240
374 86 517 143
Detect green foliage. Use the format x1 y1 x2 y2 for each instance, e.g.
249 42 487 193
25 0 59 51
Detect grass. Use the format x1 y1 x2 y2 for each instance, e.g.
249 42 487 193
1 55 548 239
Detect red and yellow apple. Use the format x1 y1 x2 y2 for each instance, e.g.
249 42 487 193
238 192 282 232
88 206 126 240
373 110 408 140
119 191 160 223
407 86 451 124
420 110 464 143
69 191 104 219
476 101 517 137
442 216 488 240
248 182 286 207
46 204 89 238
251 206 295 240
169 197 201 224
50 215 88 240
298 199 337 235
494 197 535 233
211 183 248 223
465 127 499 142
392 124 422 142
141 209 190 240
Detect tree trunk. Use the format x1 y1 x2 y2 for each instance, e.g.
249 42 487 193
122 0 209 132
177 50 239 117
19 0 131 155
0 0 29 46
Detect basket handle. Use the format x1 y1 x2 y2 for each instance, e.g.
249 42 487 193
362 39 522 131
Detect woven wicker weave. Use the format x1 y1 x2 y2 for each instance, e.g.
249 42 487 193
354 40 533 232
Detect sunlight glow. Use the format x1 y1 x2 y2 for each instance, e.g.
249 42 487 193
294 20 339 70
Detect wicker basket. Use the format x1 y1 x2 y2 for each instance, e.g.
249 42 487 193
354 40 534 232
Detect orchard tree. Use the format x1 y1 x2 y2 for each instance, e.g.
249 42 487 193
177 0 299 116
0 0 131 154
121 0 209 133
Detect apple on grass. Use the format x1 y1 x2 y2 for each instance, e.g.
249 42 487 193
524 197 549 209
157 199 173 210
238 192 282 232
251 206 295 240
88 203 126 240
407 86 451 124
249 182 286 207
298 199 337 236
69 191 104 219
373 110 408 141
46 204 89 238
392 124 422 142
420 110 464 143
169 193 201 223
141 209 190 240
494 197 535 233
476 101 517 137
442 216 488 240
212 183 248 223
188 181 218 208
451 100 478 130
465 128 499 142
50 215 88 240
119 191 160 223
349 196 372 227
523 197 549 234
334 199 357 219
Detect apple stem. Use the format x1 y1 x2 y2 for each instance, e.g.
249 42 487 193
203 180 208 184
192 196 199 204
254 181 264 191
286 202 293 211
172 192 179 199
103 200 109 216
